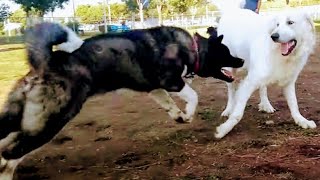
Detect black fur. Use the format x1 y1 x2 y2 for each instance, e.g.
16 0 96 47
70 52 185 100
0 23 243 160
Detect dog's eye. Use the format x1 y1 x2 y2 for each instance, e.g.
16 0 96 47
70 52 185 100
287 20 294 25
276 23 279 27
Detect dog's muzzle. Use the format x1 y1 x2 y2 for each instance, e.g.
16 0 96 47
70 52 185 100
271 33 280 42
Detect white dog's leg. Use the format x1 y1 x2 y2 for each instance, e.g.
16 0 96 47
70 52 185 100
215 76 259 139
221 82 236 117
173 84 198 123
284 82 316 129
258 86 276 113
0 156 24 180
149 89 186 122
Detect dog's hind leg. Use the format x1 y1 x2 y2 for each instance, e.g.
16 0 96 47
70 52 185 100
284 82 316 129
149 89 187 123
0 153 24 180
173 83 198 123
0 80 27 180
0 97 24 140
0 81 90 179
221 82 236 117
258 86 276 113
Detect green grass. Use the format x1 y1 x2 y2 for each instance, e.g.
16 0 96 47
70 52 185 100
0 47 28 105
0 36 24 45
315 22 320 32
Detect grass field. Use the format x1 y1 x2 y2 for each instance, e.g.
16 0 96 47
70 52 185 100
0 45 28 105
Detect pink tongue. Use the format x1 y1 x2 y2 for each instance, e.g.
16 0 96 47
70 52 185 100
281 42 290 54
222 69 233 77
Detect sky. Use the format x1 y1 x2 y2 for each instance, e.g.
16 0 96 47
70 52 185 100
2 0 122 17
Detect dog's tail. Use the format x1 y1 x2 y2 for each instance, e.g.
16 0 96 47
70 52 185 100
212 0 244 13
25 22 83 72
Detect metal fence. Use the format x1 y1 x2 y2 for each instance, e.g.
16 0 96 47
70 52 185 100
1 5 320 44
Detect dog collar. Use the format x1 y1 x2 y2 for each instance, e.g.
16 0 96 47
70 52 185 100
192 37 200 73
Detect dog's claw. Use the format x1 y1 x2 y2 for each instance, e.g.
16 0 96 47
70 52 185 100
214 123 231 139
258 102 276 113
297 120 317 129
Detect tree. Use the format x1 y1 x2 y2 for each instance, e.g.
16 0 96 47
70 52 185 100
0 3 10 35
76 5 103 24
154 0 166 25
123 0 150 26
11 0 69 17
9 9 26 23
168 0 205 14
167 0 189 14
76 4 130 24
110 3 130 20
0 3 10 22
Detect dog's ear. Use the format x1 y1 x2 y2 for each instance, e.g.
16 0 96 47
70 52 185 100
302 11 316 52
304 12 315 34
216 35 224 43
193 32 200 42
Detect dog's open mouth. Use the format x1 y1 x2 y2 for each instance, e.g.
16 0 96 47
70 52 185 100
221 68 234 81
281 40 297 56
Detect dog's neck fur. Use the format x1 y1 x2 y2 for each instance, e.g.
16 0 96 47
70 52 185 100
193 36 211 77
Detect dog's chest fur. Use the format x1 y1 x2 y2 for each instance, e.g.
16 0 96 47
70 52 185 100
266 53 307 86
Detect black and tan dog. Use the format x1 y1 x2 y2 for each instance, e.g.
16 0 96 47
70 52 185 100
0 22 243 178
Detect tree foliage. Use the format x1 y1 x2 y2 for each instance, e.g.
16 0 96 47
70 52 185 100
167 0 205 14
122 0 150 11
111 3 130 19
76 5 103 24
0 3 10 22
76 4 130 24
11 0 69 16
9 9 26 23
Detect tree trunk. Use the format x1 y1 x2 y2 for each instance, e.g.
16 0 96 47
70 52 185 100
157 4 162 26
26 10 31 27
139 3 144 27
38 11 44 17
190 7 197 25
107 4 111 24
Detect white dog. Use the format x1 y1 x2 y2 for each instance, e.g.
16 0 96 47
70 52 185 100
214 5 317 138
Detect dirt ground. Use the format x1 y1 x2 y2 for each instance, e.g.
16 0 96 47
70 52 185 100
12 40 320 180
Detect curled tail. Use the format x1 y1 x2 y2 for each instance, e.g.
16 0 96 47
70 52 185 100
25 22 83 72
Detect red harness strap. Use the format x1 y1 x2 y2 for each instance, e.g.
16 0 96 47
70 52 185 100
192 37 200 73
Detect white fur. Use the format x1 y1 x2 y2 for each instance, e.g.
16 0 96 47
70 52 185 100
149 89 187 121
215 7 316 138
0 157 24 180
149 84 198 123
212 0 245 12
56 25 84 53
174 84 198 122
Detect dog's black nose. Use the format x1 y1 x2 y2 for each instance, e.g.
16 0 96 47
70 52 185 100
271 33 280 41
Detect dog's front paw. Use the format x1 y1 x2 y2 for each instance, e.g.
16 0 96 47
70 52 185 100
215 117 239 139
175 115 193 123
258 102 276 113
215 123 232 139
296 119 317 129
